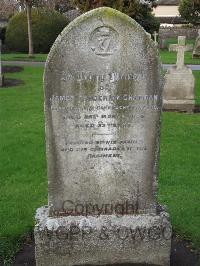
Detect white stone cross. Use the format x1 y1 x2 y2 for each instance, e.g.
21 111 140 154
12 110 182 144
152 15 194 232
170 36 188 69
153 31 158 44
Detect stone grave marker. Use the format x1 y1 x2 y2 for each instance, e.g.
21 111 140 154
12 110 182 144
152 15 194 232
0 40 3 87
193 29 200 58
168 36 193 52
164 36 195 112
153 31 158 44
159 38 167 49
35 7 172 266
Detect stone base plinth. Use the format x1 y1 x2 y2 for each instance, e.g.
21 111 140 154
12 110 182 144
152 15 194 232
35 206 172 266
163 66 195 113
163 99 195 113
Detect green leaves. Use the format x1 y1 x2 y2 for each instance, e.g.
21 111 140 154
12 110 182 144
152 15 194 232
179 0 200 25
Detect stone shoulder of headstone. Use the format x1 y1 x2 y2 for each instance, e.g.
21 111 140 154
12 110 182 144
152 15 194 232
47 7 161 67
168 64 193 73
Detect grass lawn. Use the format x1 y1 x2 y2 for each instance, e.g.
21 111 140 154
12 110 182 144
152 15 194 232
159 111 200 248
0 67 200 264
160 50 200 65
164 38 195 47
160 38 200 65
0 67 47 265
2 50 200 65
1 53 47 62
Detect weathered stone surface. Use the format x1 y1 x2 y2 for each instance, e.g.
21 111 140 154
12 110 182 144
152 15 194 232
35 7 171 266
193 30 200 58
153 31 158 45
44 7 163 216
164 36 195 112
163 66 195 112
159 39 167 49
35 206 172 266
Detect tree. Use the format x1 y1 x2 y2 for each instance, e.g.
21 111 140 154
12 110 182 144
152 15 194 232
36 0 73 12
17 0 38 56
179 0 200 25
25 0 34 56
6 9 68 52
70 0 159 34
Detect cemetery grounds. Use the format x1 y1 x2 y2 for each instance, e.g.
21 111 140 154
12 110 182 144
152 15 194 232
0 41 200 264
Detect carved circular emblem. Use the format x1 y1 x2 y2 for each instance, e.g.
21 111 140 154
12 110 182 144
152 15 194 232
89 26 119 57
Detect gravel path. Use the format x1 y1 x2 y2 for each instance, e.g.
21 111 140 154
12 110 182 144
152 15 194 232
2 61 200 70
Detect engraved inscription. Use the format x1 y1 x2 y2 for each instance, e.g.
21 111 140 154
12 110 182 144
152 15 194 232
47 71 161 161
90 26 119 56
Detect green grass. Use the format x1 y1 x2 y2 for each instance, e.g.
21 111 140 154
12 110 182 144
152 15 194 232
159 38 200 65
2 38 200 65
1 53 47 62
0 67 200 264
2 50 200 65
159 112 200 248
160 50 200 65
164 38 195 47
0 67 47 264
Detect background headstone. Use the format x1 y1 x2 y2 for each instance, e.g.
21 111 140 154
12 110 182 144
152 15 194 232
169 35 193 52
0 40 3 87
164 36 195 112
35 7 171 266
153 31 158 45
193 29 200 58
159 38 167 49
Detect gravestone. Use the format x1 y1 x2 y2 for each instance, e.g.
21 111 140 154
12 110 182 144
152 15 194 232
153 31 158 45
35 7 172 266
0 40 3 87
193 30 200 58
159 38 167 49
169 36 193 52
163 36 195 112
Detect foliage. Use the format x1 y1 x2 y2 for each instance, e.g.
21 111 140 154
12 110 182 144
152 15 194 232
5 8 69 53
71 0 160 34
18 0 74 12
179 0 200 25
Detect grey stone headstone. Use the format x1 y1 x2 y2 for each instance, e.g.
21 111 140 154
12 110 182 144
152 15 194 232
153 31 158 44
159 38 167 49
35 7 171 266
164 36 195 112
45 9 163 216
193 30 200 58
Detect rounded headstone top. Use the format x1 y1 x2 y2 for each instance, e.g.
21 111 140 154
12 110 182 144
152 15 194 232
46 7 158 67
